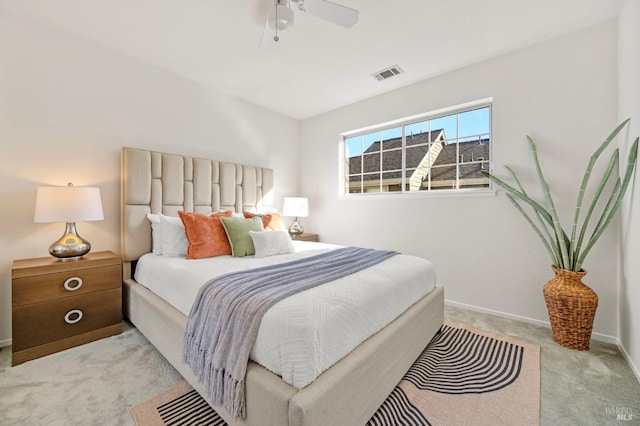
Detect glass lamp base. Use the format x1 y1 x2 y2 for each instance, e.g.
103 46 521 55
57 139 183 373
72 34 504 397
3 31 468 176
288 218 304 235
49 222 91 261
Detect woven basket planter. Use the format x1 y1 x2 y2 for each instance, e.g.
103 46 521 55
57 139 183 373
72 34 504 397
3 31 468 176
543 266 598 350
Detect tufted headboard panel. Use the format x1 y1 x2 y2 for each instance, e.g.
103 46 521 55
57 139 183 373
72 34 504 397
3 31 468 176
121 147 274 271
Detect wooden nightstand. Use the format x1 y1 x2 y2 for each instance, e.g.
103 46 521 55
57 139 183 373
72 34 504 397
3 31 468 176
290 233 319 242
11 251 122 366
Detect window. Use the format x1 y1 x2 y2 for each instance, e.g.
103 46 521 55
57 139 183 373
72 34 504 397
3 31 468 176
342 100 491 195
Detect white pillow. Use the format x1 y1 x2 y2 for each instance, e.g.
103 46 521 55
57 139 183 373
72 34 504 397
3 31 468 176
217 210 244 219
249 230 294 258
146 213 162 255
158 214 188 257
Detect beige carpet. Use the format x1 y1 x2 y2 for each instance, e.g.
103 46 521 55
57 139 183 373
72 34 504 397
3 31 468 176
131 322 540 426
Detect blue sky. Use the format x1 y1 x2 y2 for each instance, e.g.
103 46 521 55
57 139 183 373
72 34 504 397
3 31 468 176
346 106 490 157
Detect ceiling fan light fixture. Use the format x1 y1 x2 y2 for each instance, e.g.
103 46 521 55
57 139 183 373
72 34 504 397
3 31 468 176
268 2 294 32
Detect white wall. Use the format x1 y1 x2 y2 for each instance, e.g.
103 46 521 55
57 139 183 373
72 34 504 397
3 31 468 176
0 13 300 346
300 22 620 338
618 0 640 378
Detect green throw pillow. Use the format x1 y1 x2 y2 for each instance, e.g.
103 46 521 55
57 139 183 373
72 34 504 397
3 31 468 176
220 216 264 257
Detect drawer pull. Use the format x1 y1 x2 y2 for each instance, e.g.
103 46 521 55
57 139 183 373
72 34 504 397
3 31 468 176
63 277 83 291
64 309 83 324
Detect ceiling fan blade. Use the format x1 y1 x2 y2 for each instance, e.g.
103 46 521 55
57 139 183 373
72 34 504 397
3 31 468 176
300 0 358 28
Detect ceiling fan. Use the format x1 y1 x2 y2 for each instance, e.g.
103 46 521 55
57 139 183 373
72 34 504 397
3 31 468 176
261 0 359 47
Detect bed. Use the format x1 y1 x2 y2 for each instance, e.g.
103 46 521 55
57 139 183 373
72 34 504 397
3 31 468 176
120 147 444 426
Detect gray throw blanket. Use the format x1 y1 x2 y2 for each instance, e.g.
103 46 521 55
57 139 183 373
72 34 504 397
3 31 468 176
183 246 398 420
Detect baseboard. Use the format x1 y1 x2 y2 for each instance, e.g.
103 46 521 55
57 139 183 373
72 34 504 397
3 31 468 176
444 299 618 345
617 342 640 384
0 338 11 348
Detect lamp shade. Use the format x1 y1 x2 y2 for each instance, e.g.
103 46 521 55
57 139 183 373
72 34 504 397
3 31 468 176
283 197 308 218
34 185 104 223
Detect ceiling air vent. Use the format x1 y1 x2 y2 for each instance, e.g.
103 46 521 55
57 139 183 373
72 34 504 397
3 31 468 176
372 65 403 81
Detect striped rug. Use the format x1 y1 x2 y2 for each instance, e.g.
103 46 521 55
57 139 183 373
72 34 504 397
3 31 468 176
130 322 539 426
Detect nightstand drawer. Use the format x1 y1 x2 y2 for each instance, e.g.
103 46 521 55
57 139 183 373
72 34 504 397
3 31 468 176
12 288 122 352
12 265 121 307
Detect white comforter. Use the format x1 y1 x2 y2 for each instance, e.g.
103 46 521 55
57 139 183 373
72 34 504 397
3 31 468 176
134 241 436 389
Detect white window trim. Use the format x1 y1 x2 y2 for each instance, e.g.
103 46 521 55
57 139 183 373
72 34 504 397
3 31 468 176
338 98 494 199
338 188 496 201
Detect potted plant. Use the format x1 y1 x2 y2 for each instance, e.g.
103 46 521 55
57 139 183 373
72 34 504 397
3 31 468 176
483 119 638 350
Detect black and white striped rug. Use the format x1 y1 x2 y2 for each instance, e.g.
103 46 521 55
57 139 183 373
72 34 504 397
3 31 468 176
130 323 539 426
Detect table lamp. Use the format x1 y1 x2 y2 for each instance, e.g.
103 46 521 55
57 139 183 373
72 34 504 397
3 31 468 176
283 197 308 235
34 183 104 260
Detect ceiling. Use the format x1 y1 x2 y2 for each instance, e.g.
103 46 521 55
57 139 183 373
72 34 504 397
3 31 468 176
1 0 621 120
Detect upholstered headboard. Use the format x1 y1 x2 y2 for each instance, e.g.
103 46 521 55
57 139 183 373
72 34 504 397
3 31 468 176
121 147 274 277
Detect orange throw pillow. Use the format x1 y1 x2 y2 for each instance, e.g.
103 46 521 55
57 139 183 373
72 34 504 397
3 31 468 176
243 212 286 232
178 211 232 259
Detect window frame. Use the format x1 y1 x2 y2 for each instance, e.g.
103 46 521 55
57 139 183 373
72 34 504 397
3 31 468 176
338 98 495 199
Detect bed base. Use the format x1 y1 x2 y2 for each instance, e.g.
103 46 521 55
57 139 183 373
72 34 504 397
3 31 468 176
123 277 443 426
